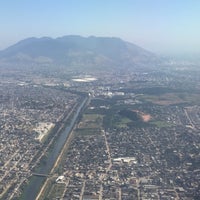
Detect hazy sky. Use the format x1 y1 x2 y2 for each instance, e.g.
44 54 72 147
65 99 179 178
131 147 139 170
1 0 200 55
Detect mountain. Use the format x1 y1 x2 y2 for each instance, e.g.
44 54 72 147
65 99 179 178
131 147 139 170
0 35 161 71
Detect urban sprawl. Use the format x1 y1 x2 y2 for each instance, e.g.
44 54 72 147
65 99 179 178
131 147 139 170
0 67 200 200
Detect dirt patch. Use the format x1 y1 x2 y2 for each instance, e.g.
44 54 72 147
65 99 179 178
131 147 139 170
132 110 152 122
141 114 151 122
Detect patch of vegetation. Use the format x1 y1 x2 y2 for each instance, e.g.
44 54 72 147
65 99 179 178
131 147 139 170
82 114 102 121
78 114 103 129
46 182 65 200
121 86 199 96
103 105 140 129
75 128 102 136
115 117 132 128
89 98 113 107
150 120 174 128
127 121 152 128
119 109 141 121
137 92 200 106
37 178 55 200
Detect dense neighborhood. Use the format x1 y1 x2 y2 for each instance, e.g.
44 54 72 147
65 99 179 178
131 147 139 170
0 68 200 200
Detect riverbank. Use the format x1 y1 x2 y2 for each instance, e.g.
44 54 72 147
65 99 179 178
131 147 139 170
19 96 88 200
36 127 75 200
36 96 91 199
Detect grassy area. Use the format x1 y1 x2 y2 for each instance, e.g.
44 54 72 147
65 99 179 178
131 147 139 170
150 120 173 128
79 114 103 129
181 93 200 105
46 182 66 200
82 114 103 121
137 93 184 105
137 92 200 106
75 128 102 136
114 117 132 128
37 178 55 200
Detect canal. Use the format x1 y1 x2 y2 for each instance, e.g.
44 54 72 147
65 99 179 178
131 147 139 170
19 97 88 200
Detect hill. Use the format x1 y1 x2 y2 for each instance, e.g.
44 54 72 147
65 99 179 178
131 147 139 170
0 35 161 71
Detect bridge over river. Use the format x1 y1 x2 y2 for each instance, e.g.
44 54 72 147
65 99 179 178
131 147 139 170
19 96 88 200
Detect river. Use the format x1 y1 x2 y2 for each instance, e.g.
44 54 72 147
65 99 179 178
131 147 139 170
19 97 88 200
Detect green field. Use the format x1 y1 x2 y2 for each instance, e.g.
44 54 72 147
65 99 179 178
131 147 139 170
150 120 174 128
79 114 103 129
45 182 66 200
75 128 102 136
113 116 132 128
137 92 200 106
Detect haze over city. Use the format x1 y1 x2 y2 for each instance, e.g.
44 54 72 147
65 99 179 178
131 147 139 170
1 0 200 56
1 1 200 200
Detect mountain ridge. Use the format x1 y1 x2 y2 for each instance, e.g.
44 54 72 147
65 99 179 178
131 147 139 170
0 35 161 71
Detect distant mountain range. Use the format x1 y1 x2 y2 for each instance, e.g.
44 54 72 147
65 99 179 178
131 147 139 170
0 35 161 71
